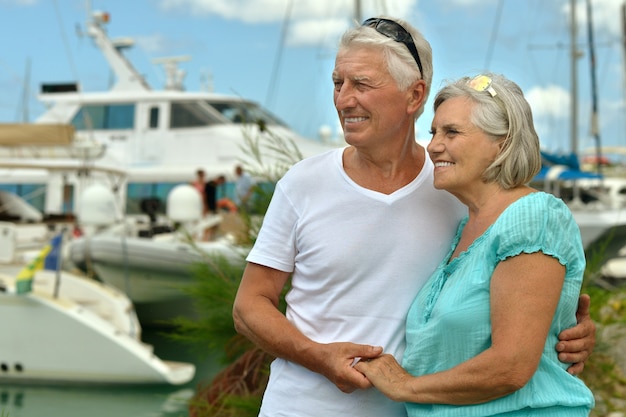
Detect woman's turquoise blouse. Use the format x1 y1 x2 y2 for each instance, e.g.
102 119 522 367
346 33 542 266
402 192 594 416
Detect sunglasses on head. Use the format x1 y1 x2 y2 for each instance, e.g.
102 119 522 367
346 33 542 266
361 18 424 79
468 74 497 97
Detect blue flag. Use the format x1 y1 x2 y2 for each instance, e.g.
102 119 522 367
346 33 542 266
16 233 63 294
43 233 64 271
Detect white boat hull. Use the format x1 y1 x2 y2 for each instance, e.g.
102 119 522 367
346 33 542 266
68 234 246 324
570 203 626 249
0 269 195 385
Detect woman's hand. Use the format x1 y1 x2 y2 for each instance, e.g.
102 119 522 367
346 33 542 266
354 354 413 402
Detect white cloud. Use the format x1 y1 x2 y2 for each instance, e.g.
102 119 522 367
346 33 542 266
158 0 332 23
591 0 624 37
157 0 419 46
158 0 418 22
135 34 169 54
133 33 199 55
527 84 571 120
564 0 624 37
288 18 348 48
596 97 626 139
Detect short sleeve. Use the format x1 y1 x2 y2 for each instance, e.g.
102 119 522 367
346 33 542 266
246 180 298 272
494 193 584 271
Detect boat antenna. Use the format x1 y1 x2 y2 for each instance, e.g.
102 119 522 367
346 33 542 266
85 9 151 91
200 69 214 92
152 56 191 91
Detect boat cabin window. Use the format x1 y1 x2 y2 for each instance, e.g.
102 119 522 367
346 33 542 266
0 184 46 215
149 107 159 129
126 182 178 215
170 102 223 128
71 104 135 130
210 101 287 127
126 181 237 215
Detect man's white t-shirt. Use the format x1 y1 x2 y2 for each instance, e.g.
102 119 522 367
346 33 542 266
247 148 466 417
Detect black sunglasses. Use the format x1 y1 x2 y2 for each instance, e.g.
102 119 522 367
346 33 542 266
362 18 424 79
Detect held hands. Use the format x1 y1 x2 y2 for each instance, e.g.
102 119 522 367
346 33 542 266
316 343 383 393
322 295 595 395
557 294 596 375
353 354 412 402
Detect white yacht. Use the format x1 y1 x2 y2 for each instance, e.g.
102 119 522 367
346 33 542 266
0 9 339 219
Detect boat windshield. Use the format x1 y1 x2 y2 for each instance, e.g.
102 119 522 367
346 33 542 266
71 104 135 130
170 101 224 128
208 101 287 127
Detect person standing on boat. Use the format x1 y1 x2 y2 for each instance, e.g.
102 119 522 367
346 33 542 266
191 168 208 215
233 17 596 417
354 73 594 416
234 165 254 211
205 174 226 214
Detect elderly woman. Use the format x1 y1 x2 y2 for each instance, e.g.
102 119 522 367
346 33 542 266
355 73 595 416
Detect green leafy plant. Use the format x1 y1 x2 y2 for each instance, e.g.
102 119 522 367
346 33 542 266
238 119 304 184
168 124 302 416
580 233 626 416
166 250 252 363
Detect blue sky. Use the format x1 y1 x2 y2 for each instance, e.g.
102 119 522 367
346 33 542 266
0 0 625 158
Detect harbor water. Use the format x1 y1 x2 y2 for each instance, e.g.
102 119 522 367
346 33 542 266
1 328 224 417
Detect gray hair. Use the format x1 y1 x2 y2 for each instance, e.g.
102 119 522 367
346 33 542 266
433 72 541 189
338 16 433 119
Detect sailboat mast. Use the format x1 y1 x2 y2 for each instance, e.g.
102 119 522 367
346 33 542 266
20 58 31 123
585 0 602 174
355 0 362 23
622 3 626 137
570 0 579 156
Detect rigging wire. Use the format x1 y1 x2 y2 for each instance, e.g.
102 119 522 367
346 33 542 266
526 0 574 152
17 59 31 123
265 0 293 109
483 0 504 70
52 0 80 84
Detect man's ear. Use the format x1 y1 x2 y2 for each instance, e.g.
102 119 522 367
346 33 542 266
408 80 427 114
